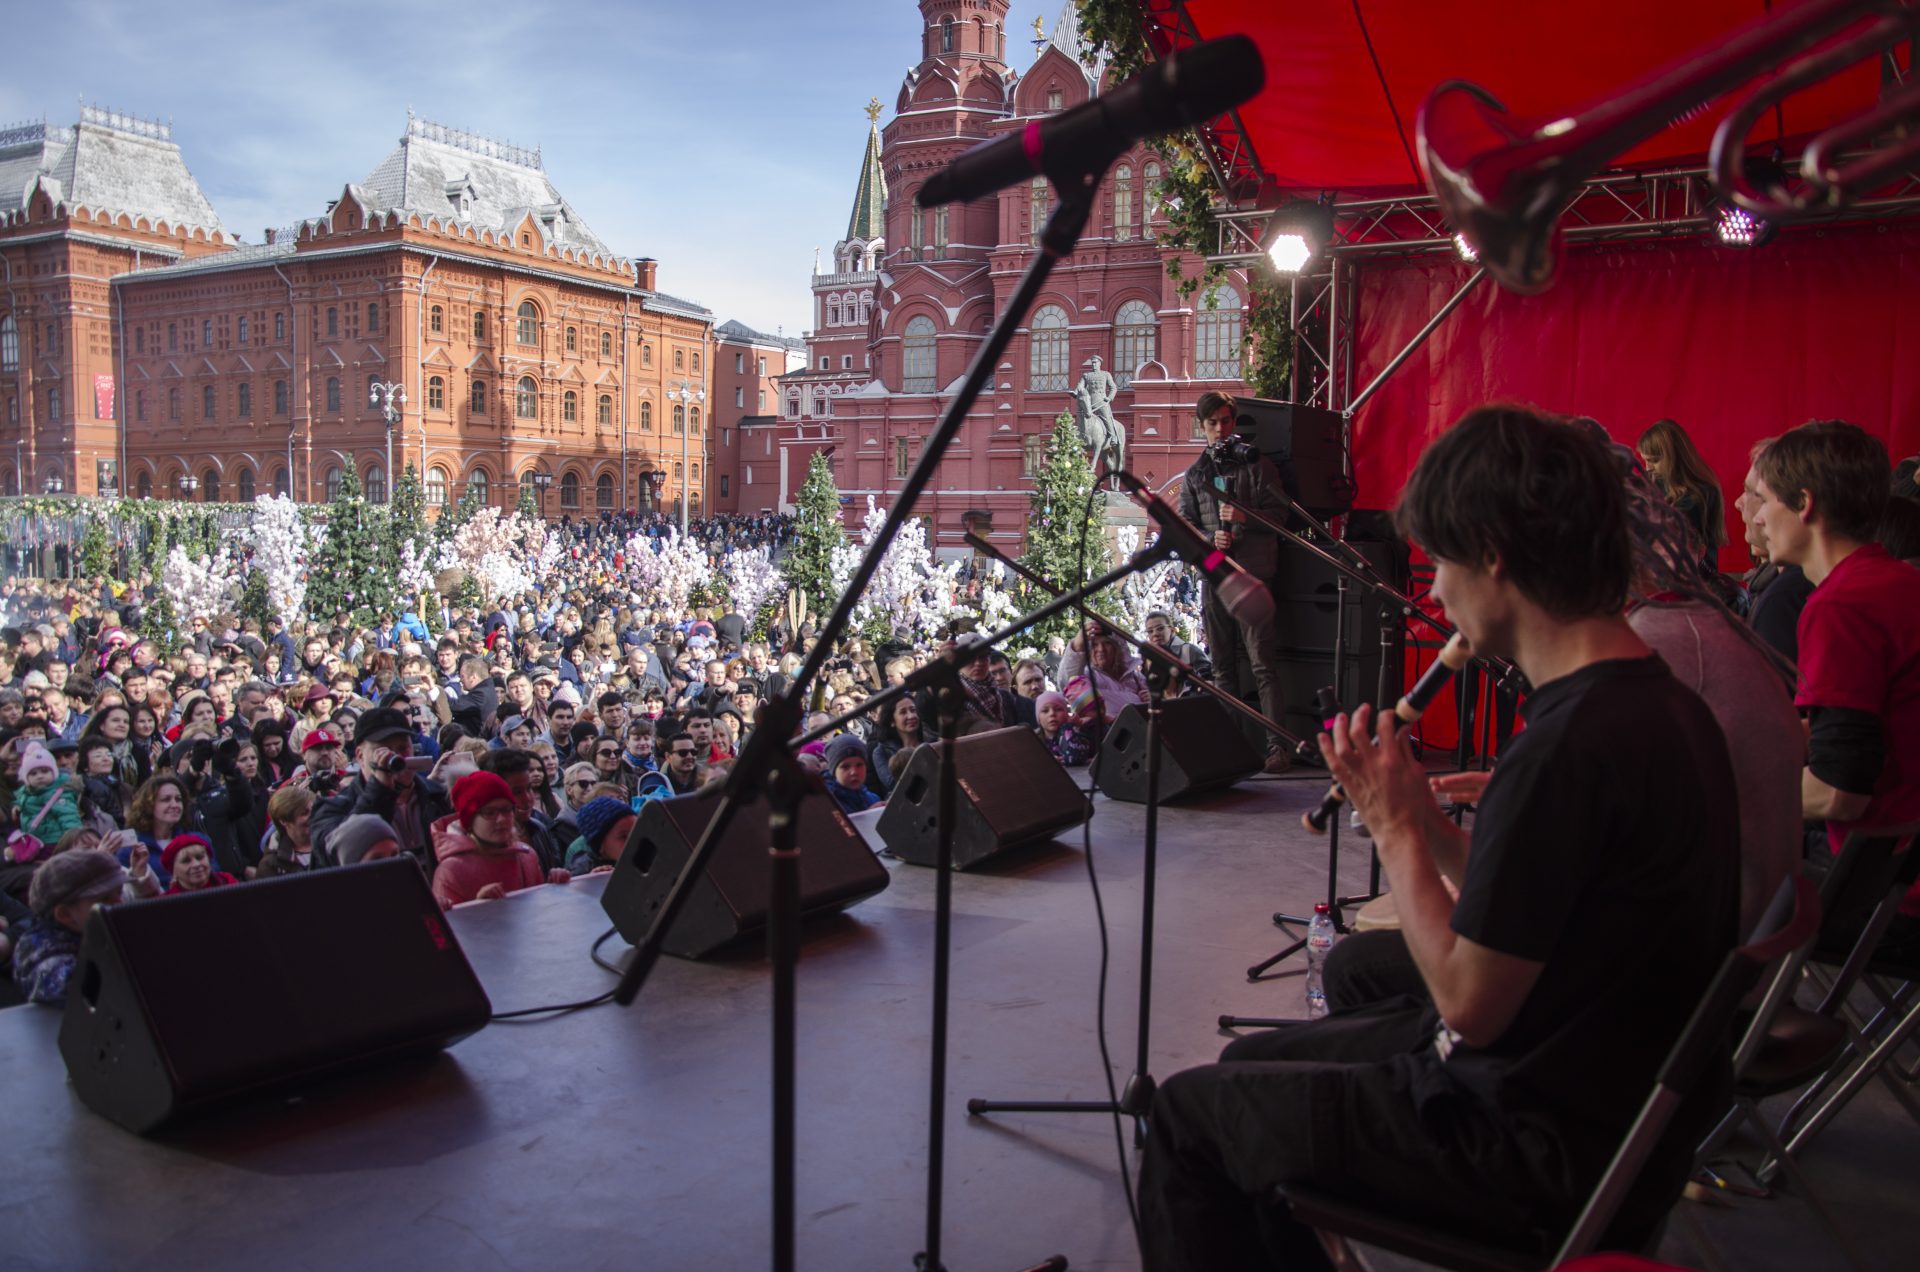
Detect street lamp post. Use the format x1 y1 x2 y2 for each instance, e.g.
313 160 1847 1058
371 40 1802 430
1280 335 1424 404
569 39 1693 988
178 473 199 500
531 469 552 520
666 379 704 535
370 381 407 501
644 469 665 516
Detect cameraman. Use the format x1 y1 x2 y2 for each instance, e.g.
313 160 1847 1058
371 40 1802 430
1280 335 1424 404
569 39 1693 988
309 708 452 872
170 734 255 878
1178 391 1293 773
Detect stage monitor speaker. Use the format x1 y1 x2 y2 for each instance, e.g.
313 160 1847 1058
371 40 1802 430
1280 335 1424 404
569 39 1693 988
1095 696 1262 804
877 726 1092 870
1269 535 1410 744
58 858 491 1135
1231 398 1355 518
601 786 890 959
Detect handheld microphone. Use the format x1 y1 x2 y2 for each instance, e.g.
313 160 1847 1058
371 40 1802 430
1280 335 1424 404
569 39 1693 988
916 35 1266 208
1395 633 1472 724
1115 470 1275 629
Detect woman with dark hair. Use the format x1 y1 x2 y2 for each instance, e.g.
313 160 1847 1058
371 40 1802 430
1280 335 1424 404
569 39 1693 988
75 702 151 792
867 695 925 794
1637 418 1726 569
250 715 296 785
77 736 128 824
127 702 165 773
123 773 197 888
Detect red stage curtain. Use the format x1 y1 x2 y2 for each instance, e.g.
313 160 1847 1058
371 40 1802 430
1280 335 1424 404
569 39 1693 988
1350 222 1920 569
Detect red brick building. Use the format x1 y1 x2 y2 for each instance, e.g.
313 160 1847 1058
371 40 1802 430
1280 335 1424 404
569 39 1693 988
782 1 1250 550
709 319 803 514
5 109 716 515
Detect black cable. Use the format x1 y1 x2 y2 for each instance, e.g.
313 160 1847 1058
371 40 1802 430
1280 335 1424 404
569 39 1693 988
489 925 624 1021
1073 473 1143 1247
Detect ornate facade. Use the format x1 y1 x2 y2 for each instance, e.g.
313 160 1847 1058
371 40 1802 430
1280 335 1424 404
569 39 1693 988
783 1 1250 549
4 110 716 514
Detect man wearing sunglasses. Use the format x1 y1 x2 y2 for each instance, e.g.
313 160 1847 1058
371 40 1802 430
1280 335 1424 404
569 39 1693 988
661 731 704 796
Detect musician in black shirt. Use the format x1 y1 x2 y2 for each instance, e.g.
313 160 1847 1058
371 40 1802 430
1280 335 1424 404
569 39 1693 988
1138 405 1739 1270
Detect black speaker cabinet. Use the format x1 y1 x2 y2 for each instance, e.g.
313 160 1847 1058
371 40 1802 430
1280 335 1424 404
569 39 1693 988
877 726 1092 870
1268 536 1410 743
1095 697 1262 803
1232 398 1355 518
58 858 492 1135
601 786 890 959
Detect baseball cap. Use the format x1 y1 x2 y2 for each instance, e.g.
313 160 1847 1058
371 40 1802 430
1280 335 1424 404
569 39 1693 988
301 727 342 753
350 707 413 750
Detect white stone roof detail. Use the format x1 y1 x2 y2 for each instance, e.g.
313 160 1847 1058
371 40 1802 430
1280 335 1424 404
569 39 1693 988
359 115 613 259
0 107 225 235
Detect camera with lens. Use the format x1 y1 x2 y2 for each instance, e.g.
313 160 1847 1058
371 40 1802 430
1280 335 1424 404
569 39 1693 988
374 752 409 774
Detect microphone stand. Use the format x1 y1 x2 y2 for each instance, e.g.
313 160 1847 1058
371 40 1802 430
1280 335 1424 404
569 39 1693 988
962 529 1308 757
610 179 1099 1272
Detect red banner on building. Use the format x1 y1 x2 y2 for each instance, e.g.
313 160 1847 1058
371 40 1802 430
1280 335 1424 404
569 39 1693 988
94 374 115 420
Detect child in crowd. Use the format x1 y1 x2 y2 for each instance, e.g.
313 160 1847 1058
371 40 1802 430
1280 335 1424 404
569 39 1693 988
430 771 571 907
11 741 84 856
13 847 160 1005
564 795 635 875
821 735 881 814
1034 691 1095 767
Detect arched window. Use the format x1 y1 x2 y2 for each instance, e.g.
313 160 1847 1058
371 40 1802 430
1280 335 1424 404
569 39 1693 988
516 377 538 418
168 387 181 421
1029 305 1070 391
237 469 255 502
325 377 340 413
1194 284 1244 381
516 301 539 345
428 375 446 410
470 379 487 413
203 384 216 418
672 404 685 435
830 302 842 326
640 401 653 431
430 305 444 334
689 406 700 433
600 331 612 358
237 317 250 344
674 348 684 371
367 301 380 334
467 469 489 505
1030 178 1048 246
325 466 344 501
273 467 289 497
1113 165 1134 240
596 473 614 510
0 315 16 372
910 203 923 255
560 471 579 508
901 315 937 393
1112 300 1157 389
237 383 252 417
934 206 948 258
1143 162 1161 237
642 344 652 367
565 326 577 352
365 464 386 503
275 312 286 341
674 462 683 481
941 14 953 51
562 390 578 422
691 463 700 483
597 394 613 426
425 467 449 506
46 386 60 420
137 471 153 499
201 470 220 503
472 310 486 342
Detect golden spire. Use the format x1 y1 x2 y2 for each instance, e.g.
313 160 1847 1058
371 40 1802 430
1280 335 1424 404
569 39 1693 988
1032 15 1045 40
864 97 883 125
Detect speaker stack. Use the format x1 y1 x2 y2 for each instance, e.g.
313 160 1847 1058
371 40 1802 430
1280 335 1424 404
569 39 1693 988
1094 697 1262 803
877 726 1092 870
601 786 891 959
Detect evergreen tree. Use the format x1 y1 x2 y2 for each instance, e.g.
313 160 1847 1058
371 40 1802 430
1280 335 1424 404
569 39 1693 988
79 518 112 580
141 590 180 656
237 566 273 630
516 479 539 521
390 464 428 551
1020 412 1118 642
437 469 485 546
305 458 393 625
785 450 846 620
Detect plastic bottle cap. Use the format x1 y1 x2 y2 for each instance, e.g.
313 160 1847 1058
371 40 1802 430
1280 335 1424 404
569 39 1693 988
1313 902 1330 914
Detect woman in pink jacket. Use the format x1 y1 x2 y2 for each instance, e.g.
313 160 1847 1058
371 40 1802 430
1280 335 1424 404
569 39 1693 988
431 771 571 908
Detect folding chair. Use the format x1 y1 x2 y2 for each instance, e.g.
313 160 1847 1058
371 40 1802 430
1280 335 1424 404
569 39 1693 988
1278 874 1821 1272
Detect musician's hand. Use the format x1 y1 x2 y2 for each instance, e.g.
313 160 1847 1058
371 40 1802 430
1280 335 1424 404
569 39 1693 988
1430 771 1492 805
1318 704 1432 845
1212 530 1232 551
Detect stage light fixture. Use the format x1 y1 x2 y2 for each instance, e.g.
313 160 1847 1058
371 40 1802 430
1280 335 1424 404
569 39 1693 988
1260 198 1336 274
1711 151 1788 250
1453 232 1479 262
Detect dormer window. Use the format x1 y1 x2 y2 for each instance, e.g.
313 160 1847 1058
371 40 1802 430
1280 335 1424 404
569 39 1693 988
1048 88 1063 111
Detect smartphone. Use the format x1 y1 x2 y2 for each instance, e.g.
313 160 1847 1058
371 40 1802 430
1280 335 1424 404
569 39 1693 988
403 755 436 772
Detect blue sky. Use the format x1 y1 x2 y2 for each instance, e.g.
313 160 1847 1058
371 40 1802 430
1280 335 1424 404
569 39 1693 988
4 0 1060 337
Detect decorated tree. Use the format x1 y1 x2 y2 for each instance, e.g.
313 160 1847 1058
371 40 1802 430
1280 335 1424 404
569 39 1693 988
140 590 180 655
305 458 392 624
1111 523 1197 641
437 469 486 546
721 544 786 636
785 450 845 620
829 496 947 642
1021 412 1118 640
386 465 432 616
437 507 533 608
78 518 112 580
248 494 309 626
161 544 242 624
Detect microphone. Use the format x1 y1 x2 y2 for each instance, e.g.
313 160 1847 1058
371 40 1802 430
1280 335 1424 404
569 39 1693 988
917 35 1266 208
1115 470 1275 629
1395 633 1472 724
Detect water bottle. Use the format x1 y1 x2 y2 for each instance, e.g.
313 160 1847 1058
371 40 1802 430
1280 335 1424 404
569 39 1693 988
1304 902 1335 1020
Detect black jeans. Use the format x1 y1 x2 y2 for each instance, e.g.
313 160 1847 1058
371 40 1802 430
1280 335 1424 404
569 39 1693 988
1137 999 1579 1272
1323 929 1426 1012
1204 584 1287 755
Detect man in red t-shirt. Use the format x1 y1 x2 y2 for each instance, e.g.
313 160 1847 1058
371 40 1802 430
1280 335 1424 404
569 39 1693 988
1751 420 1920 938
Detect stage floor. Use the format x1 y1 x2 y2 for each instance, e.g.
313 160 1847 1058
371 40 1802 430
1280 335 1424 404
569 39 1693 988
3 770 1915 1270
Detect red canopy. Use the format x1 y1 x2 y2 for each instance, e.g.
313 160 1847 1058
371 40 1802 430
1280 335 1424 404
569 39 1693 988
1157 0 1886 193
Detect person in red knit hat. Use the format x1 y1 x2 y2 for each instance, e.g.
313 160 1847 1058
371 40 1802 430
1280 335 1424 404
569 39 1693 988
161 833 239 895
430 770 571 908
